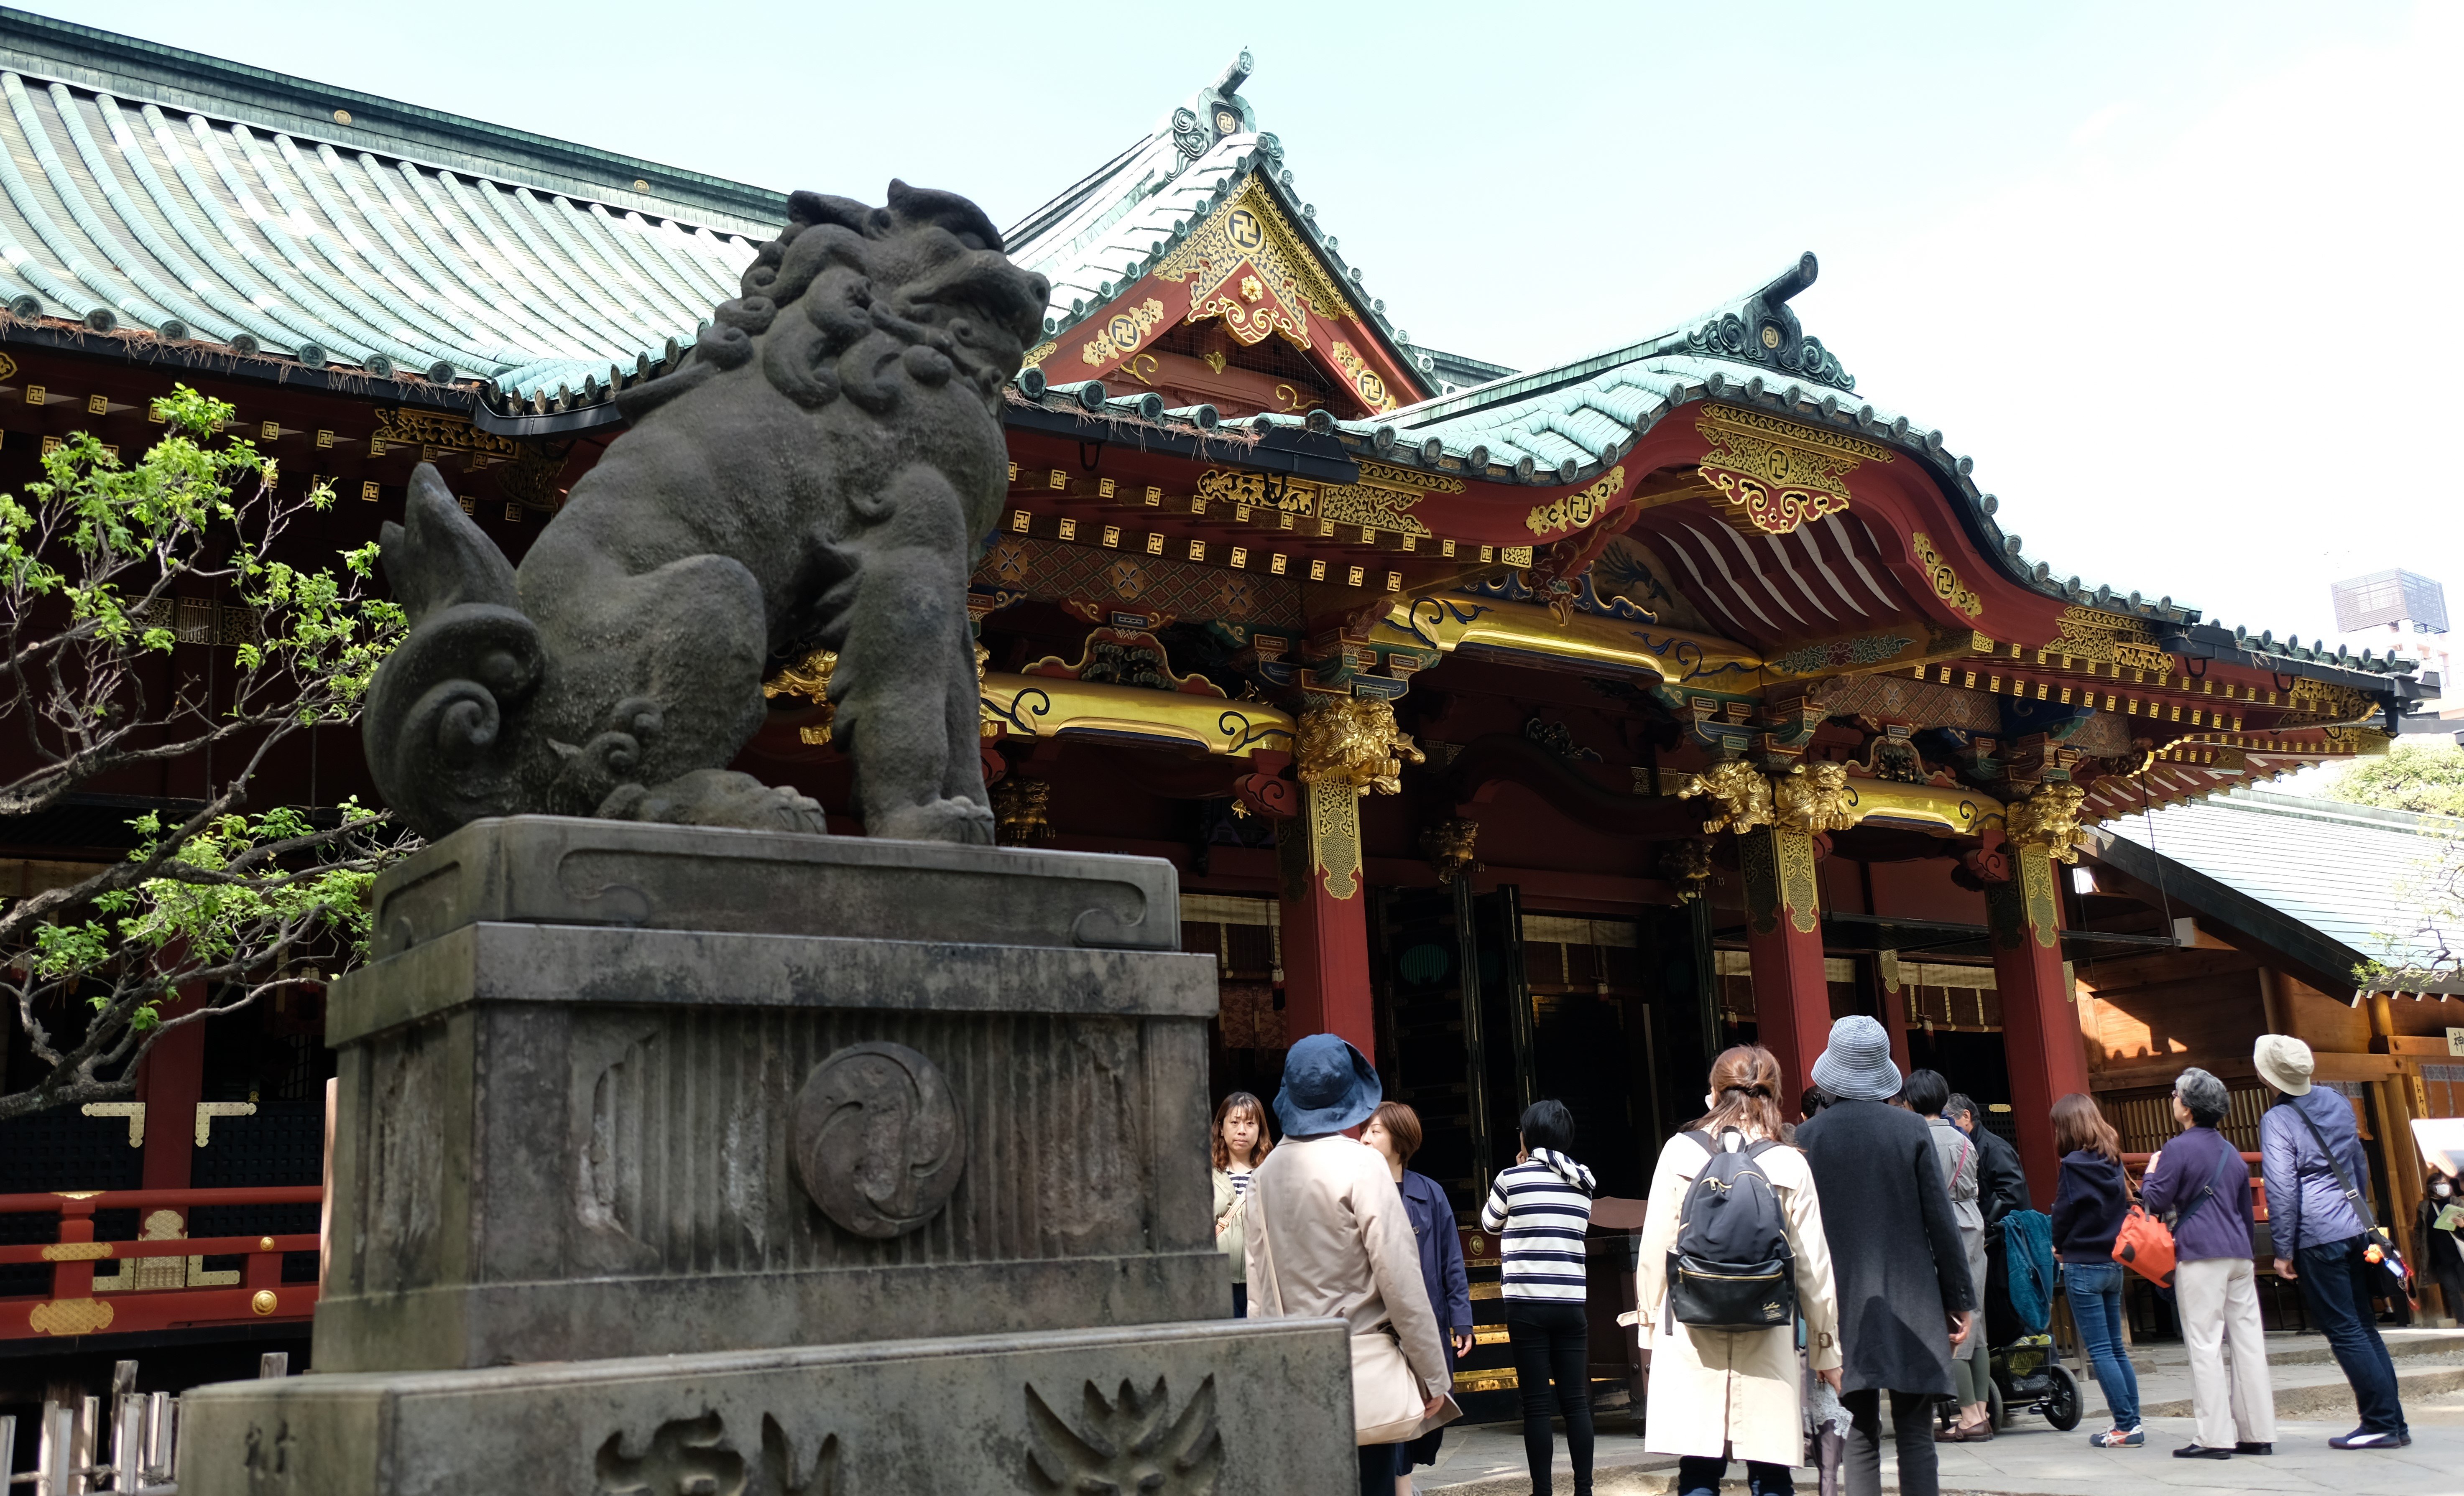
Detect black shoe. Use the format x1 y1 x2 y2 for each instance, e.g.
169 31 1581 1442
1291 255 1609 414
2173 1445 2233 1459
2235 1442 2273 1455
2330 1428 2412 1449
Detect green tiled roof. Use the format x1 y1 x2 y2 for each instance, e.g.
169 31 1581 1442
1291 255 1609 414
0 6 775 398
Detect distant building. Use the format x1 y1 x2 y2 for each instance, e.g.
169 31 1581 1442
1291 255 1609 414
2334 569 2449 634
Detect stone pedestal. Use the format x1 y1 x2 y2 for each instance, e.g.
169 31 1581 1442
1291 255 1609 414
177 818 1353 1493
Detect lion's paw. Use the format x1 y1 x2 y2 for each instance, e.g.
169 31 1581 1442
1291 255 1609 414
598 769 830 835
869 795 995 846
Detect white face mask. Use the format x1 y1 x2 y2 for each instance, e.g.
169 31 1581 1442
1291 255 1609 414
2438 1183 2454 1198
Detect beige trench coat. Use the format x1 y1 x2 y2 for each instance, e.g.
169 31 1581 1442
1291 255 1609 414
1637 1129 1842 1466
1243 1135 1453 1398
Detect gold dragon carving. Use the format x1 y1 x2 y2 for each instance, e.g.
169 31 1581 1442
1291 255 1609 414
2002 782 2090 864
1297 696 1425 796
1772 761 1857 836
1675 759 1775 835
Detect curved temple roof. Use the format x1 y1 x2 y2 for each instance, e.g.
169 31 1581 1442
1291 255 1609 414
0 17 2422 715
0 9 773 399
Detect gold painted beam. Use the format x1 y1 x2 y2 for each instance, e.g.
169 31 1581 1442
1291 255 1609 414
1374 596 1761 686
1840 778 2002 836
980 672 1294 757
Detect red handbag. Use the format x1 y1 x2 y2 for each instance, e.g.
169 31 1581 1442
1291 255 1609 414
2112 1150 2239 1287
2112 1203 2177 1287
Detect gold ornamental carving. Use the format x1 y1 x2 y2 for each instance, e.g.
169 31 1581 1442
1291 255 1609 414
762 647 838 745
1738 825 1821 936
991 776 1054 845
28 1297 113 1335
1660 839 1713 902
2287 676 2375 724
39 1241 112 1262
1308 778 1365 900
1356 459 1463 495
2320 724 2392 756
372 406 518 460
1420 819 1481 884
1675 759 1774 835
1524 466 1628 539
1317 480 1430 538
1331 341 1397 413
2046 607 2173 672
2002 782 2089 864
1197 468 1315 514
1772 761 1856 836
1296 696 1424 797
1021 339 1056 370
1777 829 1821 934
1080 298 1166 367
1695 405 1891 536
1153 176 1355 350
1909 532 1984 620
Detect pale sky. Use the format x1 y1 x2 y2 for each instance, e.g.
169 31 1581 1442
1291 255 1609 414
23 0 2462 657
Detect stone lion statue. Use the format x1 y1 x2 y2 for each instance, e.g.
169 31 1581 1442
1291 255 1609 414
363 182 1050 843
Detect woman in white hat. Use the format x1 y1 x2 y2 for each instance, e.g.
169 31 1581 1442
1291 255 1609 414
2255 1034 2410 1449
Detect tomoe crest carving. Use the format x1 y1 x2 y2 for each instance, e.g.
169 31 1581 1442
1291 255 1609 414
791 1041 966 1239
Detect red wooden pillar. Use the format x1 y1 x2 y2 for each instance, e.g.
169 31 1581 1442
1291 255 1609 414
1989 848 2091 1208
1740 826 1831 1109
1276 780 1376 1060
136 983 207 1195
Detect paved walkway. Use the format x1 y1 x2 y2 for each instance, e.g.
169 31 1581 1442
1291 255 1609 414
1418 1328 2464 1495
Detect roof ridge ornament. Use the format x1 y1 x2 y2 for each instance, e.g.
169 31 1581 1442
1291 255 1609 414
1683 251 1854 391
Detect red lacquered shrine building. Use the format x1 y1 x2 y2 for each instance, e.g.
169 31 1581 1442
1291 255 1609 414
0 22 2429 1384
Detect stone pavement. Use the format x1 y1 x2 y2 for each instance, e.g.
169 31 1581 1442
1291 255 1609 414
1418 1328 2464 1495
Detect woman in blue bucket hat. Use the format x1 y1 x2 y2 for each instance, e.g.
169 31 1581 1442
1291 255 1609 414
1245 1034 1458 1495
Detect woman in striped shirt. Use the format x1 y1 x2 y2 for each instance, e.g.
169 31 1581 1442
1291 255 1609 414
1479 1098 1598 1496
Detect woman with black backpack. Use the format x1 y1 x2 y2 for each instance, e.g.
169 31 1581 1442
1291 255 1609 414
1637 1045 1842 1496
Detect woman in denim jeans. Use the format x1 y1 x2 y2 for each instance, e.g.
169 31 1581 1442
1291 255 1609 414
2047 1094 2141 1448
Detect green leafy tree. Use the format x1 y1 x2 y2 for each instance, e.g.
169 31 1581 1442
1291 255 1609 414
0 386 410 1121
2325 740 2464 817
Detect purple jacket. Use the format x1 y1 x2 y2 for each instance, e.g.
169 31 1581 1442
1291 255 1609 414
2261 1088 2372 1254
2139 1126 2253 1262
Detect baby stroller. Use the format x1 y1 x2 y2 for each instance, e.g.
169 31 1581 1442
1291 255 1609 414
1987 1209 2080 1431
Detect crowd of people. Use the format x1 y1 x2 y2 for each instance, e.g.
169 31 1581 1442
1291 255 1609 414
1210 1018 2430 1496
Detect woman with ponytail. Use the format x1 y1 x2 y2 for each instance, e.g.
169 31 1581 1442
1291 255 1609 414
1637 1046 1842 1496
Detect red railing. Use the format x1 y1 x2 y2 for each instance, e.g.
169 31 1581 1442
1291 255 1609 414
0 1185 322 1340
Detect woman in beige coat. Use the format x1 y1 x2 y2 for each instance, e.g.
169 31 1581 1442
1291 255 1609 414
1638 1045 1841 1496
1245 1034 1454 1496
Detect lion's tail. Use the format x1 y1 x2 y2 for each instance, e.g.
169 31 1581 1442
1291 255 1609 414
362 464 549 839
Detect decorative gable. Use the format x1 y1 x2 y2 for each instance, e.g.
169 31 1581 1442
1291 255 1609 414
1052 170 1422 420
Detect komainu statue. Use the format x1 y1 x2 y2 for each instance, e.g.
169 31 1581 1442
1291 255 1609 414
363 183 1049 843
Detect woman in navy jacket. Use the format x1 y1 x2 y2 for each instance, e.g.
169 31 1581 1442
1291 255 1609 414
1365 1101 1472 1494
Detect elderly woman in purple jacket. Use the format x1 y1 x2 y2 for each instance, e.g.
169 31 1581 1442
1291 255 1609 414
1365 1101 1472 1495
2142 1067 2275 1460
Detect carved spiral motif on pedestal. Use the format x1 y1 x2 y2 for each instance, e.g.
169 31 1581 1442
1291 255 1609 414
790 1042 966 1239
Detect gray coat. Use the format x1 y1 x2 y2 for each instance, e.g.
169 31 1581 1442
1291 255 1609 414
1797 1100 1976 1397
